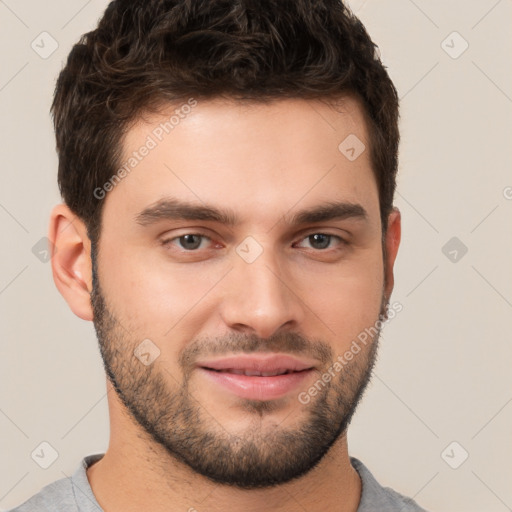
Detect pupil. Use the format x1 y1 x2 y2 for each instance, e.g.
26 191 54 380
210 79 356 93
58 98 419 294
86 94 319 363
181 234 201 250
310 234 330 249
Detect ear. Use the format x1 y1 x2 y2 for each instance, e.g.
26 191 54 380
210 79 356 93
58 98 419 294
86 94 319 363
49 204 94 321
383 207 401 302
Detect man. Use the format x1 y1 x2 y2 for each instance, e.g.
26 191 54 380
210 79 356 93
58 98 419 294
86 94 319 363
9 0 428 510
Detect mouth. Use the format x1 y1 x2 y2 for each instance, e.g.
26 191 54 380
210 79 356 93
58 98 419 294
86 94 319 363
205 368 304 377
195 354 317 401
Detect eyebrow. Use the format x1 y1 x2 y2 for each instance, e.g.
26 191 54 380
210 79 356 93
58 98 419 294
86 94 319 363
135 197 368 227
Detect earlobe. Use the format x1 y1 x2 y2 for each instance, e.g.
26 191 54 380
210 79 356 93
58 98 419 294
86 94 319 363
383 207 401 301
48 204 94 321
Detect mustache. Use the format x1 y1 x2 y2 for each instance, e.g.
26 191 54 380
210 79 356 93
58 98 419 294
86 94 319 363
178 331 334 372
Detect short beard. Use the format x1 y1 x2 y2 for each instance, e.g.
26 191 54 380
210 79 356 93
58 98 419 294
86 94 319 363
90 243 387 489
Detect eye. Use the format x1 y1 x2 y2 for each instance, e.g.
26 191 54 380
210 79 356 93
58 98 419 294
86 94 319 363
295 233 345 250
163 234 211 251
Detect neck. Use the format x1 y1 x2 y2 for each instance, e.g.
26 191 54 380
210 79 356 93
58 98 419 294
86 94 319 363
87 382 361 512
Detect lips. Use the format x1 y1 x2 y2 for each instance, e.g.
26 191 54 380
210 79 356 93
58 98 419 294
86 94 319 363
196 354 317 401
197 354 316 373
208 368 296 377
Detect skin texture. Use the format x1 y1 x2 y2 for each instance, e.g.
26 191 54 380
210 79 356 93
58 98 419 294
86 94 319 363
49 96 401 512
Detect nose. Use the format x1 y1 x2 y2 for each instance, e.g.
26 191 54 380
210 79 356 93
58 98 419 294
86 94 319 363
219 248 305 339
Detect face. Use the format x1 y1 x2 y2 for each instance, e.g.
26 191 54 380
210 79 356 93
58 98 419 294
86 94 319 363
90 97 398 488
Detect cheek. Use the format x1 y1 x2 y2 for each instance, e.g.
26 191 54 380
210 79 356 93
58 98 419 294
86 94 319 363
298 248 384 345
98 232 384 350
98 243 227 334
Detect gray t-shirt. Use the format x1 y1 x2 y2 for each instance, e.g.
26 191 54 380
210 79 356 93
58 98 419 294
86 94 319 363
8 453 428 511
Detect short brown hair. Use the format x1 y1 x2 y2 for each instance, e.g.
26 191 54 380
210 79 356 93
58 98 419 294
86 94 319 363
51 0 399 245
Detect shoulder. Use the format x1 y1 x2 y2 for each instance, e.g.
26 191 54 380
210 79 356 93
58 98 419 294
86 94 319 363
351 457 429 512
6 454 104 512
6 475 76 512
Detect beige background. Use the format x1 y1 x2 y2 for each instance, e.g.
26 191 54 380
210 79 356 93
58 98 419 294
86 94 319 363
1 1 511 511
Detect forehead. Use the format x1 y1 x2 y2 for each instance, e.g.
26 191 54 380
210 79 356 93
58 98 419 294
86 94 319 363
103 96 379 229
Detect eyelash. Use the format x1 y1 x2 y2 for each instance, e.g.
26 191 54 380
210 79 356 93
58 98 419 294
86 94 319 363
161 232 347 252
